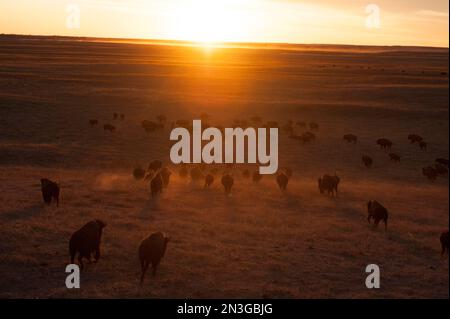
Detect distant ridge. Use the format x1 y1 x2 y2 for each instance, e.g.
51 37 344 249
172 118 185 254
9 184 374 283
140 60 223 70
1 33 448 53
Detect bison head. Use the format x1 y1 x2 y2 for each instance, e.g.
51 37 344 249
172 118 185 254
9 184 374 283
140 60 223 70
95 219 107 229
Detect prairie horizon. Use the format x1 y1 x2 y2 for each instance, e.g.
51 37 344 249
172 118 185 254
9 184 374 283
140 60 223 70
1 34 449 52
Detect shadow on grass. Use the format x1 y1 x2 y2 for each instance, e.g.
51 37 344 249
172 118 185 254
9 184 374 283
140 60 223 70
1 204 45 221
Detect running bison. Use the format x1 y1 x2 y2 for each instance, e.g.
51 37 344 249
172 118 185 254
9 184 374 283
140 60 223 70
435 158 449 167
343 134 358 144
423 166 438 181
69 219 106 270
419 141 427 150
204 174 214 188
408 134 423 144
139 232 170 283
389 153 401 162
434 164 448 177
367 200 388 230
40 178 60 206
309 122 319 131
276 172 289 191
103 124 116 132
318 174 340 197
377 138 393 150
133 166 146 180
221 174 234 195
362 155 373 168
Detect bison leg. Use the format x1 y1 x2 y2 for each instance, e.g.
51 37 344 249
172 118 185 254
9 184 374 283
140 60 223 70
70 251 76 264
94 246 101 262
140 260 149 284
367 215 372 224
383 218 388 230
43 193 51 205
78 255 84 270
152 262 158 277
373 218 380 229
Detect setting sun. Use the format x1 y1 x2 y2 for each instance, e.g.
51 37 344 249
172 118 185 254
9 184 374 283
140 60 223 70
164 0 259 44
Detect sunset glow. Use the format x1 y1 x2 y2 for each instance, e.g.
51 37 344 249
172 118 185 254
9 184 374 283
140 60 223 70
0 0 448 47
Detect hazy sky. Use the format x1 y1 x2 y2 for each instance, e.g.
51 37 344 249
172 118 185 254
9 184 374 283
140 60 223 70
1 0 448 47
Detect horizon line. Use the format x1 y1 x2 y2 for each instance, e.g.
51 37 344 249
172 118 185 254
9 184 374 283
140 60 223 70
1 33 449 51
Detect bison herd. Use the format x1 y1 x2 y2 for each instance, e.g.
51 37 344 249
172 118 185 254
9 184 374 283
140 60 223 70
341 132 448 181
88 112 126 133
35 113 448 283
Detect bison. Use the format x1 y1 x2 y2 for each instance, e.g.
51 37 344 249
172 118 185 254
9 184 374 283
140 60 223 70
40 178 60 206
142 120 163 133
150 173 163 198
343 134 357 144
204 174 214 188
276 173 289 191
103 124 116 132
367 200 388 230
408 134 423 144
309 122 319 131
419 141 427 150
221 174 234 195
318 174 340 197
157 114 167 123
139 232 170 283
435 158 449 167
362 155 373 168
423 166 438 181
389 153 401 162
148 160 163 172
302 132 316 143
69 219 106 270
434 164 448 177
376 138 393 150
440 230 449 256
133 166 146 180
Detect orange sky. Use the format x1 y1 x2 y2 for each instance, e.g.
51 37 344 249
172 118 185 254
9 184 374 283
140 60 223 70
1 0 448 47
